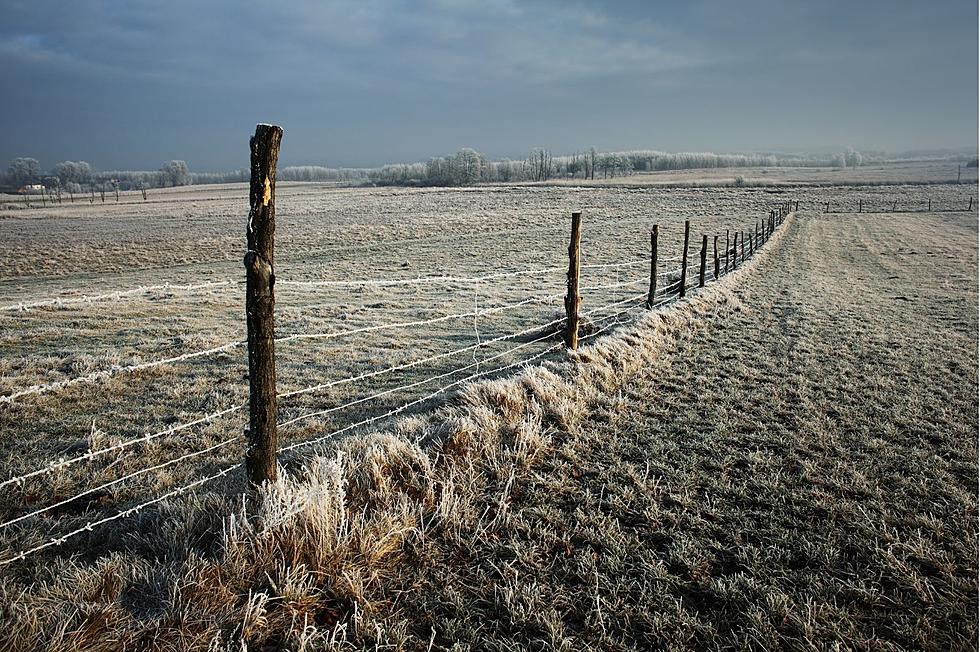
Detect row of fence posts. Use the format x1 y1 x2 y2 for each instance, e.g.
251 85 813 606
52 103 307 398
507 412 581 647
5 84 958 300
560 201 793 347
242 123 794 489
824 197 974 213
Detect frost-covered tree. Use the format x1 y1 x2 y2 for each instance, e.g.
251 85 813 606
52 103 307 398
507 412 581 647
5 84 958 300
845 147 862 167
52 161 93 186
7 157 41 187
160 160 190 186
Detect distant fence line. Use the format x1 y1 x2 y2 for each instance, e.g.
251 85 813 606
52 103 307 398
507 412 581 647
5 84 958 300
823 197 975 213
0 124 795 566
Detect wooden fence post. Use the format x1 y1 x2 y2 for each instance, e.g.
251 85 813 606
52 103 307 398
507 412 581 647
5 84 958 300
698 234 708 288
245 123 283 488
858 199 862 213
646 224 658 309
725 229 730 273
795 200 799 211
713 235 720 279
564 212 582 349
679 220 690 298
970 197 974 211
741 231 746 263
928 198 932 211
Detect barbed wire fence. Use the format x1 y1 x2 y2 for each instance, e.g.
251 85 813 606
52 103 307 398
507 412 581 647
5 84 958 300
0 125 797 567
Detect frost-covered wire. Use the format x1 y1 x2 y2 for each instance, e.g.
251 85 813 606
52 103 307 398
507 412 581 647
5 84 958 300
0 436 238 530
0 341 243 404
579 278 646 292
580 258 648 270
0 280 238 313
0 462 240 566
280 310 566 401
280 337 565 453
0 404 245 490
277 265 564 289
275 291 564 344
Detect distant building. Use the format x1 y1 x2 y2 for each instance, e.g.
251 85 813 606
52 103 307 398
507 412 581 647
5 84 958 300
17 184 46 194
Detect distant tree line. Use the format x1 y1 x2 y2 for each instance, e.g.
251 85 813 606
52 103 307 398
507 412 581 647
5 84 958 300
4 145 974 196
360 146 877 187
1 158 192 195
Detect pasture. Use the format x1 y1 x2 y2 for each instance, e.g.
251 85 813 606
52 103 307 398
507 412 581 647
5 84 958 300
0 173 976 649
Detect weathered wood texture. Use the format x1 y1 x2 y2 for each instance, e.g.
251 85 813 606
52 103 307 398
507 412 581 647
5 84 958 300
245 123 283 487
564 212 582 349
647 224 659 309
679 220 690 298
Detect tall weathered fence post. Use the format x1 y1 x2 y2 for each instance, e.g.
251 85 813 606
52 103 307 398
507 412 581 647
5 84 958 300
970 197 974 211
858 199 862 213
646 224 658 309
679 220 690 298
698 234 708 288
713 235 720 279
928 198 932 211
564 212 582 349
245 123 283 487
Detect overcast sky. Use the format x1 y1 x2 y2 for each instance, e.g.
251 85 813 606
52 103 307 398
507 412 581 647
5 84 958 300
1 0 976 170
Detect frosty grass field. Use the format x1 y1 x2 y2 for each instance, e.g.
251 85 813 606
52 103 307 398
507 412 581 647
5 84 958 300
0 164 976 649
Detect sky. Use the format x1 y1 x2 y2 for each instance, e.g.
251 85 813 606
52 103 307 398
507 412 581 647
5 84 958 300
0 0 977 171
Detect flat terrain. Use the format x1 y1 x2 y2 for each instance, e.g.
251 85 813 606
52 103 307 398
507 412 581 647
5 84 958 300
377 208 978 649
0 170 976 649
0 180 803 567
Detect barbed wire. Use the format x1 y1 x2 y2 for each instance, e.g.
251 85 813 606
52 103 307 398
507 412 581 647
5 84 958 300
0 280 238 313
0 462 240 566
0 403 245 490
0 436 238 530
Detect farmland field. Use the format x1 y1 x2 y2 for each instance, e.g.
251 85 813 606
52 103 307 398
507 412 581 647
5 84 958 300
0 170 976 649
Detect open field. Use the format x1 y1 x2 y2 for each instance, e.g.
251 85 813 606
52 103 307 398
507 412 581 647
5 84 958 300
0 171 976 649
540 160 978 187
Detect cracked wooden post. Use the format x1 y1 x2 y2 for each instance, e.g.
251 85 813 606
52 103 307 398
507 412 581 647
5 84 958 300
698 234 708 288
646 224 658 309
564 212 582 349
245 123 283 488
679 220 690 298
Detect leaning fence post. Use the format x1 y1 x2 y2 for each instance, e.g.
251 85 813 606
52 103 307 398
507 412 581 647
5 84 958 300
564 212 582 349
245 123 283 488
713 235 720 279
679 220 690 298
698 234 708 288
646 224 658 309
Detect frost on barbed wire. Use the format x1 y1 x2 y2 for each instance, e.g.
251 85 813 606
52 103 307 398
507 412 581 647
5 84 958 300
0 208 795 565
